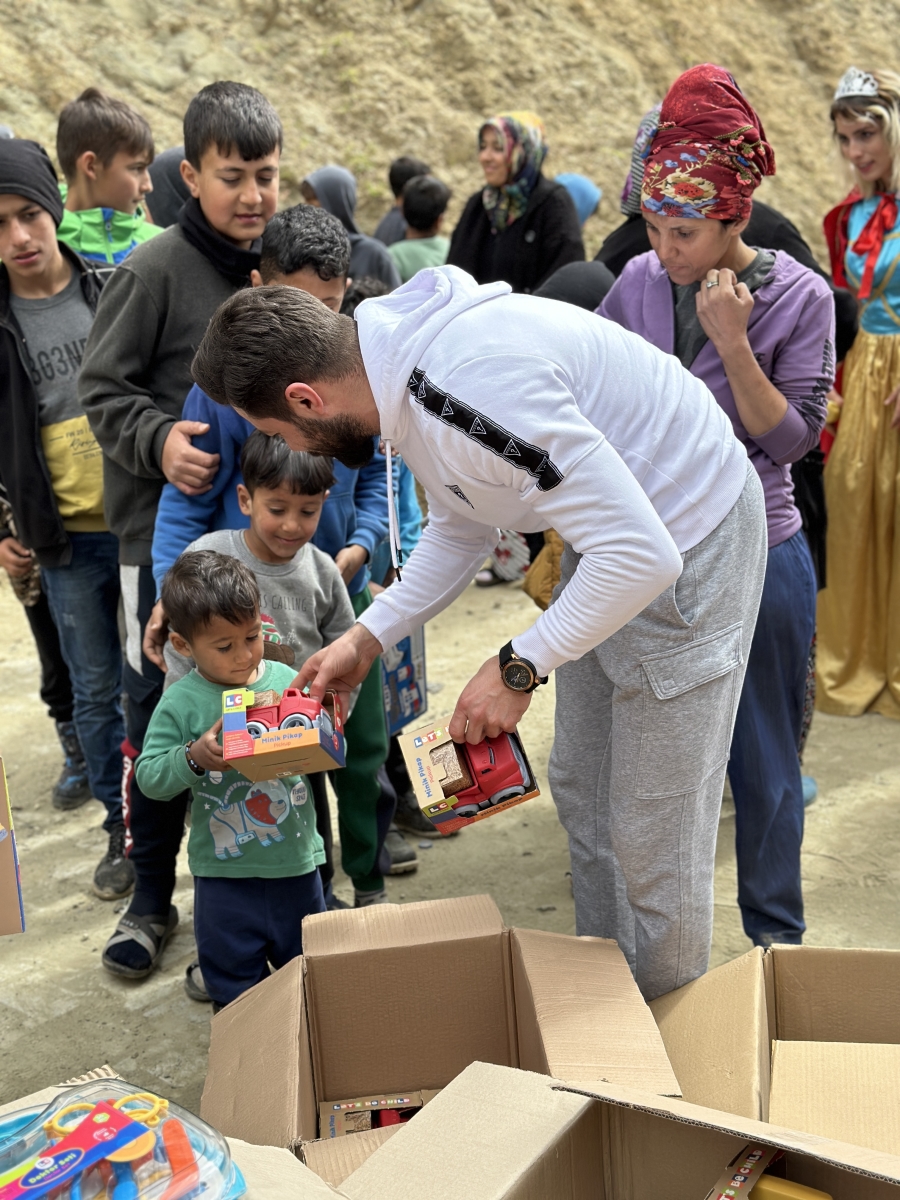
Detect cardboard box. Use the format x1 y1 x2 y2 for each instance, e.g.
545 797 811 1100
302 1127 399 1187
398 721 539 835
650 945 900 1149
200 894 680 1152
0 758 24 936
336 1060 900 1199
381 628 427 737
221 686 344 782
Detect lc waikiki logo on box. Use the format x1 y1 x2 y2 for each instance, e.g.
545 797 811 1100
221 686 344 783
400 720 540 836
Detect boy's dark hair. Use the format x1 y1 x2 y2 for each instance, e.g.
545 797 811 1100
56 87 154 181
389 156 431 198
402 175 451 232
340 275 389 319
240 430 336 495
183 81 283 169
260 205 350 282
162 550 260 642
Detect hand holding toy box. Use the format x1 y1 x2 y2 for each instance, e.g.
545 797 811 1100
399 720 539 836
221 687 344 783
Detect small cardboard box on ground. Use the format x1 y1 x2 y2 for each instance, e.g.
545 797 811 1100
650 945 900 1155
335 1059 900 1200
200 894 680 1157
221 687 344 782
0 757 24 936
398 721 538 835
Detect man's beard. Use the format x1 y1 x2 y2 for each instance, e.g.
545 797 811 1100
289 412 376 469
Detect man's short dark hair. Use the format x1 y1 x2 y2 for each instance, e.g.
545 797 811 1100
402 175 451 232
162 550 260 642
183 81 283 169
193 286 361 421
57 88 154 181
340 275 389 319
240 430 336 495
389 155 431 198
260 205 350 282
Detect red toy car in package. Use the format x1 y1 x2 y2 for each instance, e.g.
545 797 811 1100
244 688 335 740
399 724 538 835
222 685 344 781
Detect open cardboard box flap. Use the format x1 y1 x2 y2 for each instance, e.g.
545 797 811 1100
202 894 679 1152
338 1061 900 1200
650 944 900 1147
302 1127 400 1188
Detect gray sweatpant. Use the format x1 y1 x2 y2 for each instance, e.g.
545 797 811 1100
548 465 767 1001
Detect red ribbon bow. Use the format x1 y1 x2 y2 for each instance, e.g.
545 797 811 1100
851 193 898 300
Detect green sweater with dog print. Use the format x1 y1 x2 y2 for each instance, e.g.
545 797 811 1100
136 660 325 879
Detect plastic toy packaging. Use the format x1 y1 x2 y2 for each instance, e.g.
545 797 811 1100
0 1079 245 1200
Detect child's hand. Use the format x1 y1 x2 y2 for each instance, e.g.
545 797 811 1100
189 718 226 772
0 536 35 578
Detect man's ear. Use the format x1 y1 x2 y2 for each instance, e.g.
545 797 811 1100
284 382 327 416
341 276 352 297
169 630 193 659
236 482 253 516
75 150 100 181
250 269 264 288
180 158 200 199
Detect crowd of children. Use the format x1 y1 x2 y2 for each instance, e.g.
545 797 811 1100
1 61 897 1012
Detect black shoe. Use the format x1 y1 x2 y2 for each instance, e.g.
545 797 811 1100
392 790 443 839
52 721 92 810
327 893 352 911
92 823 135 901
386 825 418 875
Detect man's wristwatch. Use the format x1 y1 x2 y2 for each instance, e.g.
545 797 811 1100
499 642 547 693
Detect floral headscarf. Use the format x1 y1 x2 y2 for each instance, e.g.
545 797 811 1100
480 111 547 233
620 104 662 216
641 65 775 221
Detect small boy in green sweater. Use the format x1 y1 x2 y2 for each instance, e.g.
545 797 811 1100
388 175 452 283
136 550 326 1010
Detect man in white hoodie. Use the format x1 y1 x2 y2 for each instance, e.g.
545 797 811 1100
190 266 767 1000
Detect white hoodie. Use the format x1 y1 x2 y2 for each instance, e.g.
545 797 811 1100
356 267 748 677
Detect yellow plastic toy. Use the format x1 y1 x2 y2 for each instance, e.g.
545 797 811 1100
753 1178 833 1199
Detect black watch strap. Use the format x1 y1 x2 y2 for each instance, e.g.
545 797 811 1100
499 641 548 693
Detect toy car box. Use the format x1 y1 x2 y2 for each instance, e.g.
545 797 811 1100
318 1089 440 1138
398 721 539 836
222 687 344 783
0 757 24 936
381 628 427 737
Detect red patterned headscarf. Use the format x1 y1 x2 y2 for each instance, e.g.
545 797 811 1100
641 64 776 221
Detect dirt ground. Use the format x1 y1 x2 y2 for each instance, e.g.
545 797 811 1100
1 573 899 1114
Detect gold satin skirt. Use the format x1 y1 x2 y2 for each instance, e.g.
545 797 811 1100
817 327 900 718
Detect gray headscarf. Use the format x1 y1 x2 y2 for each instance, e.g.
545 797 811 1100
304 165 400 289
147 145 191 228
620 104 662 216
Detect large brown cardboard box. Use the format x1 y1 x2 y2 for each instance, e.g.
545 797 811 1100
200 894 680 1150
337 1060 900 1200
649 945 900 1150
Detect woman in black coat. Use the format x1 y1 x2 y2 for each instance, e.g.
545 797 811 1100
447 111 584 293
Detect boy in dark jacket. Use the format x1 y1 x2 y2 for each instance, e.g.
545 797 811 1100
146 206 404 960
79 81 283 980
0 138 130 899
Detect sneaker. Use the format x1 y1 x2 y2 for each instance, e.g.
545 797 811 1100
92 823 135 901
385 826 418 875
354 887 388 907
392 790 442 839
52 721 92 810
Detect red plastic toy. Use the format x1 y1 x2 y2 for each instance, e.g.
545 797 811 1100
244 687 334 741
448 733 530 819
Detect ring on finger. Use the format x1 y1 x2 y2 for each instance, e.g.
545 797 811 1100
706 278 720 289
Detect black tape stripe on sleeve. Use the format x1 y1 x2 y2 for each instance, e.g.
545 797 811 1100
407 368 563 491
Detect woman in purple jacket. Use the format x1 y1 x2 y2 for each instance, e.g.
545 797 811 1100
600 65 834 949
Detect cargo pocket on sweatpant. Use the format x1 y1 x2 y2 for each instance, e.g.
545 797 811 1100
634 623 743 799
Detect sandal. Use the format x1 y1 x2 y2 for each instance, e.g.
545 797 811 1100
184 960 211 1003
101 906 179 979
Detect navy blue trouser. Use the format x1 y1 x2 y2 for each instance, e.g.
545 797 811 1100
728 528 817 946
41 532 124 830
193 871 326 1007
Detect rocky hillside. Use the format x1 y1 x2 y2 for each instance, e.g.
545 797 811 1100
3 0 900 259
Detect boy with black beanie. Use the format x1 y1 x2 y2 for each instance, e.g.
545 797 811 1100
79 82 283 981
0 138 130 898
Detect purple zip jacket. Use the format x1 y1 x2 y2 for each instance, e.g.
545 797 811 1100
599 249 834 547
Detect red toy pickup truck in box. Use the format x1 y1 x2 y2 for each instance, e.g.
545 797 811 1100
443 733 530 819
244 687 334 741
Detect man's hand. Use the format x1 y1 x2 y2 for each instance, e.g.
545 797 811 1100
695 267 754 355
142 599 170 671
885 383 900 429
449 655 534 744
295 623 383 708
0 536 35 579
189 718 226 772
334 543 368 585
161 421 221 495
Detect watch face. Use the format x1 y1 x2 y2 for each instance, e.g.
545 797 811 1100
503 661 534 691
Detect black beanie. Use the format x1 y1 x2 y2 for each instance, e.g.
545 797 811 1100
0 139 63 227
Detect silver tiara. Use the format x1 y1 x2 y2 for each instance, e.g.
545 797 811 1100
834 66 879 101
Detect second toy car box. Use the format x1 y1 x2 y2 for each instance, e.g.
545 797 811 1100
222 687 344 782
398 721 539 836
